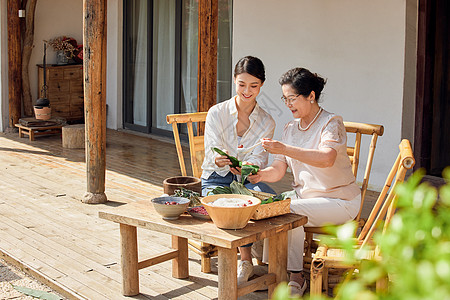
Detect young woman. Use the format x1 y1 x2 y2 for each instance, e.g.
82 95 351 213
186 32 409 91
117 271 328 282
248 67 361 296
201 56 276 283
201 56 276 196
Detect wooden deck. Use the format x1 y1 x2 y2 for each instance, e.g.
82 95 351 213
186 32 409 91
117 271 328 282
0 129 377 299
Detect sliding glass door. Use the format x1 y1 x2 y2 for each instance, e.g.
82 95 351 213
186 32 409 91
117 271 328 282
123 0 232 135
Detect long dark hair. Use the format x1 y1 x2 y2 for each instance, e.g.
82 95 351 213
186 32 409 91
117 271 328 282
279 67 326 101
234 56 266 83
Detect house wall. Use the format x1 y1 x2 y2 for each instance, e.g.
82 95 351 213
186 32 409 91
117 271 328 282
0 0 122 131
233 0 409 190
402 0 418 143
29 1 83 106
0 0 83 132
106 0 123 130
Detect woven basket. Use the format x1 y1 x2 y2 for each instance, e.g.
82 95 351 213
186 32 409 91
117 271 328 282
249 190 291 220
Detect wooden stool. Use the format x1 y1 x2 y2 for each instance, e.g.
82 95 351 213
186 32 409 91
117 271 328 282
15 123 63 141
62 124 85 148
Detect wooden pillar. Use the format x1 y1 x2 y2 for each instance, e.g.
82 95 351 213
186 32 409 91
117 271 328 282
197 0 218 122
82 0 107 204
21 0 38 117
7 0 22 128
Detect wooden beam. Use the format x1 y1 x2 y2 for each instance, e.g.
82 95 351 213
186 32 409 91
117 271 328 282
22 0 38 117
8 0 22 128
82 0 107 204
197 0 218 118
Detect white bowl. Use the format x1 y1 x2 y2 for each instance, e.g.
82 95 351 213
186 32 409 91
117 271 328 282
201 194 261 229
151 196 190 220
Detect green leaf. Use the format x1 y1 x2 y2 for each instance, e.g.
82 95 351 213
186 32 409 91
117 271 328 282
207 186 233 195
230 181 253 195
261 196 273 205
211 147 241 168
12 285 62 300
240 164 259 184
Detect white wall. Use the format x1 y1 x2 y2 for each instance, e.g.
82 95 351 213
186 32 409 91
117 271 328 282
106 0 123 130
0 0 122 131
233 0 407 189
30 1 83 105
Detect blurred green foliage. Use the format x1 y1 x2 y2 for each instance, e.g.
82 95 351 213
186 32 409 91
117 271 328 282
271 169 450 300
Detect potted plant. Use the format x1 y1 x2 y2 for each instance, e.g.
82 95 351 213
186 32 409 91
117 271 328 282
45 36 80 65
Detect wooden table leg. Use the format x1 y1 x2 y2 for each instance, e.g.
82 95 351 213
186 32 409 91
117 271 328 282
268 231 288 297
29 129 35 141
201 242 212 273
120 224 139 296
18 128 23 138
172 235 189 278
217 246 237 300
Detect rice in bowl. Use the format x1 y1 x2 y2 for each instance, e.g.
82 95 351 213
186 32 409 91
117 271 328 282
209 197 254 207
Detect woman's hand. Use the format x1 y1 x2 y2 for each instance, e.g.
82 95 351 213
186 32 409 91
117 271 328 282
247 172 262 184
229 166 241 175
214 150 232 168
261 138 286 155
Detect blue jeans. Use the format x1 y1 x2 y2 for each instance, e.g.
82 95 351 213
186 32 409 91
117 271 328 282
201 171 275 197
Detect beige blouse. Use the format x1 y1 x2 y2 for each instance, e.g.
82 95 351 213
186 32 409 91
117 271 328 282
274 110 360 200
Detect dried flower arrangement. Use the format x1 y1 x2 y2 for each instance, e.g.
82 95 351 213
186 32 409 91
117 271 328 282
45 36 78 60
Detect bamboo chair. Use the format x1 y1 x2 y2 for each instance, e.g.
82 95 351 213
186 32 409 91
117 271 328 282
166 112 218 273
310 139 415 295
166 112 207 179
303 122 384 270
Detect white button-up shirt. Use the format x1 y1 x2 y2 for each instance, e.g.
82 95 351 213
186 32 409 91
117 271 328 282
201 96 276 179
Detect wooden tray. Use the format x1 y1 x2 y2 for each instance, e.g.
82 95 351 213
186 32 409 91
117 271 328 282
249 190 291 220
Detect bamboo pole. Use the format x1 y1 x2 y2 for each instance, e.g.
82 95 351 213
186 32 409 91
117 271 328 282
7 0 22 128
82 0 107 204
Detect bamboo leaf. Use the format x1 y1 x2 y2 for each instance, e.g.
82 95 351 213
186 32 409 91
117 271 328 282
12 285 62 300
240 164 259 184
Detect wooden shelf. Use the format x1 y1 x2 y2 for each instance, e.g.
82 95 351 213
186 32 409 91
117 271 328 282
37 64 84 123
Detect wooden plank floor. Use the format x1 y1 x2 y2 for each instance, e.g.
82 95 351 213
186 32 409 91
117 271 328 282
0 129 377 300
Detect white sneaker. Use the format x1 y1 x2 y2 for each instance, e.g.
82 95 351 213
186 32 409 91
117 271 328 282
288 280 307 297
237 260 254 285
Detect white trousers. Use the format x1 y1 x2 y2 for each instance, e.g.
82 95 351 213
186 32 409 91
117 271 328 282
262 194 361 271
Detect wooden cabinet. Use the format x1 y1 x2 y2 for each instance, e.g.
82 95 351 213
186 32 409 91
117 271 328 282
37 64 84 123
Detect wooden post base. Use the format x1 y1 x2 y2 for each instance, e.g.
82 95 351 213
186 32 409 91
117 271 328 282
82 192 107 204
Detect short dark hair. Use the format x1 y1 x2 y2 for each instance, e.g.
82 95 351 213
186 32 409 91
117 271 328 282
279 67 327 101
234 56 266 83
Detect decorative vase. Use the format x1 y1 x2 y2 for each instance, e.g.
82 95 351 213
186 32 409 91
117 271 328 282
34 106 52 120
56 51 68 65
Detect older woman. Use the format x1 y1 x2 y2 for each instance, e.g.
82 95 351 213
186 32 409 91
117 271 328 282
248 67 361 296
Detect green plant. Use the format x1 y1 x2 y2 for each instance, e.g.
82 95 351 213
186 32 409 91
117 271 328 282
271 169 450 300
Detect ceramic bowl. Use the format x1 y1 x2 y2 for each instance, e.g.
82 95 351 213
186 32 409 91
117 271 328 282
201 194 261 229
187 206 211 220
151 196 190 220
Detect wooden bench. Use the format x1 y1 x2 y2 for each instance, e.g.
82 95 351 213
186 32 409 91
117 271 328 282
15 123 63 141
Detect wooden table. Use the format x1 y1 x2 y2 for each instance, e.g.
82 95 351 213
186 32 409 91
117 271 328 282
15 123 63 141
99 200 307 300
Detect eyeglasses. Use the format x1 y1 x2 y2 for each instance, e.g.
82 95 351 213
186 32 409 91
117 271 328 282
281 94 300 105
